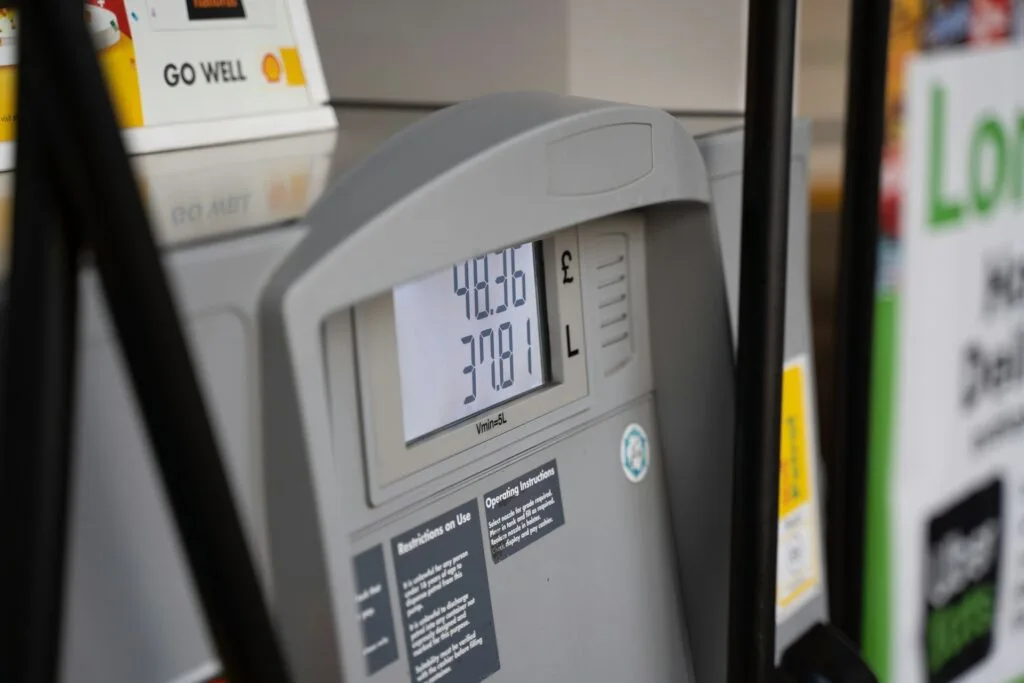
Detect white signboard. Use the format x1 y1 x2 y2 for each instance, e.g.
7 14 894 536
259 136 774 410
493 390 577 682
868 45 1024 683
0 0 334 169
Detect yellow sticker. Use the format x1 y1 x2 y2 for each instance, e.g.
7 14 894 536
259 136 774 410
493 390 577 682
776 357 822 617
779 362 812 518
279 47 307 87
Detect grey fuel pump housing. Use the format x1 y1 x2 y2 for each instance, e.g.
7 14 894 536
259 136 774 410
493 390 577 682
261 92 738 682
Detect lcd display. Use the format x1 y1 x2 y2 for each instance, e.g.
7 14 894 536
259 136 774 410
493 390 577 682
393 242 549 442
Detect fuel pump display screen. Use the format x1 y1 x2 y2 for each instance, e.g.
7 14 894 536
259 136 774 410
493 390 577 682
394 242 549 442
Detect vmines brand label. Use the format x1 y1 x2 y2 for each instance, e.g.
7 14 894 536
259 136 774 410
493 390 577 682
924 478 1003 683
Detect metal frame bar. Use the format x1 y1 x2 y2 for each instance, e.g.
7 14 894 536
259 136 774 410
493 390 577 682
0 9 79 678
828 0 891 645
728 0 800 680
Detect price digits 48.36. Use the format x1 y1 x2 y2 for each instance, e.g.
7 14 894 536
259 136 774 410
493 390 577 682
453 245 536 405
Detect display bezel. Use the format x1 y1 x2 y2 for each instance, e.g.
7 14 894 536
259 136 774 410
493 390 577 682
353 228 589 504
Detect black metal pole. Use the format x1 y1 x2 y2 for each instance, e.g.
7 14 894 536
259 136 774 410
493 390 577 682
828 0 891 645
21 0 293 679
0 8 79 680
727 0 799 680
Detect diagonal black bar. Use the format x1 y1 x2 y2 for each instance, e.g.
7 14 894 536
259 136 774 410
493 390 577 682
0 10 79 680
829 0 891 644
727 0 799 680
15 0 294 679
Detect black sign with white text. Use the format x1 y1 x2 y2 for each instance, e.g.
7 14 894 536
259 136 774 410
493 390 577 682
924 478 1002 682
483 460 565 563
354 545 399 675
391 500 500 683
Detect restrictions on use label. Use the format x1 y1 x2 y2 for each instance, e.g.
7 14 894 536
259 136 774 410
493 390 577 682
391 500 500 683
483 460 565 563
353 545 399 675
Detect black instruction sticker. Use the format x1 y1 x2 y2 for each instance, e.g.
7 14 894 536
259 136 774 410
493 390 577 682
391 500 500 683
354 545 399 675
483 460 565 563
924 478 1002 683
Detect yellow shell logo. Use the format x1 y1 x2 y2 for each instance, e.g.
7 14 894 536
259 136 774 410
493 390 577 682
262 53 281 83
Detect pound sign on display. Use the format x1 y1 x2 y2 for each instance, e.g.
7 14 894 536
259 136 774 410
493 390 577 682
561 250 574 284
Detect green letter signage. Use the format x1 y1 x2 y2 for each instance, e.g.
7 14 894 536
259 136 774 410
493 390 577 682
970 117 1007 218
929 84 964 229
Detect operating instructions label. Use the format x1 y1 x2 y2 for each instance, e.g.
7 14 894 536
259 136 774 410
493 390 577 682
483 460 565 563
354 545 399 675
391 499 500 683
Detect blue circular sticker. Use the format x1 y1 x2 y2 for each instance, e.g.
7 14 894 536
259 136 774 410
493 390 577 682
621 423 649 483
